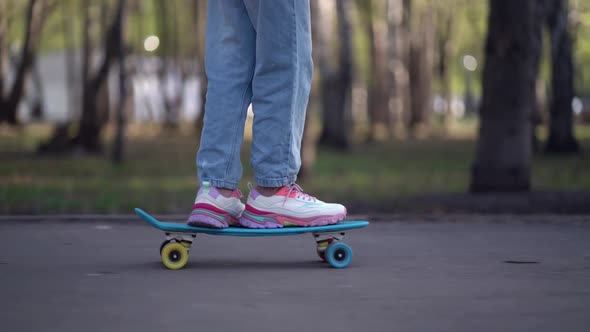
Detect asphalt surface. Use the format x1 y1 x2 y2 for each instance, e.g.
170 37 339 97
1 217 589 332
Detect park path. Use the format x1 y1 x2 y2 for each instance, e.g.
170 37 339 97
1 216 589 332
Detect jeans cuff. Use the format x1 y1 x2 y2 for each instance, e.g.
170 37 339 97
254 175 297 188
201 179 239 190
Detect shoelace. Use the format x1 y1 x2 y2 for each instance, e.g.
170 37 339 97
247 182 316 205
284 183 317 206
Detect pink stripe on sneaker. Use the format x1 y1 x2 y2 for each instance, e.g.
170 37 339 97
193 203 229 215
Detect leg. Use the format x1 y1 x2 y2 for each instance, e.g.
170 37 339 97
188 0 253 228
238 1 346 229
243 0 313 187
197 0 256 190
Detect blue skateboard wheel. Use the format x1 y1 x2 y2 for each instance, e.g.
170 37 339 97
325 242 353 268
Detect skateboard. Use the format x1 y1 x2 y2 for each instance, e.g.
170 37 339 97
135 208 369 270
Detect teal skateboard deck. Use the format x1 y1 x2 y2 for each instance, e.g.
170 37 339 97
135 208 369 269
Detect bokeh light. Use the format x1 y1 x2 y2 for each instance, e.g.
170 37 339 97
572 97 583 115
144 35 160 52
463 54 478 72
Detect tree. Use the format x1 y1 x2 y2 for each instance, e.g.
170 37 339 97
112 1 129 164
39 0 126 154
387 0 411 137
407 4 435 137
156 0 180 129
317 0 354 150
76 0 126 152
61 0 78 122
544 0 580 154
360 0 392 142
434 0 456 133
470 0 544 192
0 0 52 125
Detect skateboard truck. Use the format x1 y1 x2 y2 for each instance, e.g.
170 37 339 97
313 231 346 264
163 232 196 250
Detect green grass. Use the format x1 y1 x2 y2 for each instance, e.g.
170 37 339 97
0 125 589 214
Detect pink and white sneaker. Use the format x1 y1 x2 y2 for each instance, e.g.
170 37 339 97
187 182 245 228
238 184 347 229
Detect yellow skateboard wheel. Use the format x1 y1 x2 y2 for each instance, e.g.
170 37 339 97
161 242 189 270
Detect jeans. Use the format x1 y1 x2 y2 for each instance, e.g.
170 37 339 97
197 0 313 189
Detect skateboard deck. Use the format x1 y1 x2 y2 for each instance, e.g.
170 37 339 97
135 208 369 269
136 208 368 236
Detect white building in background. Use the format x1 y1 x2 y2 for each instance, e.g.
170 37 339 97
16 51 202 124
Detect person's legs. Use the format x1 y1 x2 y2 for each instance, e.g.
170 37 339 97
197 0 256 190
189 0 255 228
243 0 313 187
238 1 346 228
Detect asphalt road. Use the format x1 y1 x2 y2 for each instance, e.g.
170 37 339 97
1 217 589 332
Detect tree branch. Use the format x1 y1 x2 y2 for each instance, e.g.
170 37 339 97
2 0 50 124
89 0 125 93
0 1 6 97
8 0 39 108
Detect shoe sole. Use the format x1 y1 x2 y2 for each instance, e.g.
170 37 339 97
238 210 346 229
187 204 239 228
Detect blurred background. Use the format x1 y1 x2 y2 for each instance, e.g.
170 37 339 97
0 0 588 214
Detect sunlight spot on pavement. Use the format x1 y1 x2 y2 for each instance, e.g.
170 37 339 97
95 225 112 230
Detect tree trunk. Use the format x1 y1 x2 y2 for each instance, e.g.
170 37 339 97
170 0 179 60
408 8 435 138
0 0 47 125
156 0 178 129
62 0 78 121
435 4 454 134
532 78 546 153
38 0 76 151
74 0 126 153
544 0 580 154
387 0 411 136
75 0 100 152
80 0 92 104
156 0 170 53
363 0 391 142
29 60 45 120
318 0 353 150
112 4 128 164
0 0 6 99
470 0 543 192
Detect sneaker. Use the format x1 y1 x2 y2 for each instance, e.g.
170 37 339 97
187 182 245 228
238 184 346 228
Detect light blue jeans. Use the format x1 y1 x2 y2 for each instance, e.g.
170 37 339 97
197 0 313 190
